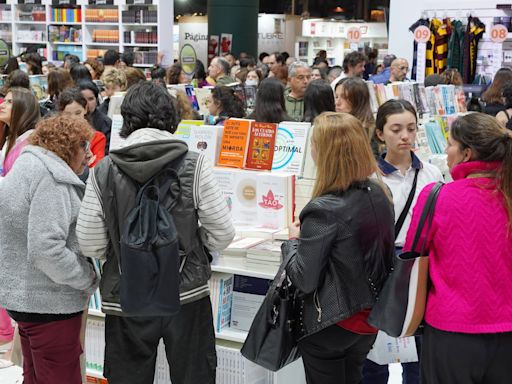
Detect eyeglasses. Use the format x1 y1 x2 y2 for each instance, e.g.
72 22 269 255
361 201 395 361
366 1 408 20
82 140 91 153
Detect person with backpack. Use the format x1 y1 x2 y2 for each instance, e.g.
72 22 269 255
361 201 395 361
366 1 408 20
362 100 443 384
76 81 235 384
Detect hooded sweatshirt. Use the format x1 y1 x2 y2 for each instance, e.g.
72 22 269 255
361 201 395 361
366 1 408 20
0 146 97 315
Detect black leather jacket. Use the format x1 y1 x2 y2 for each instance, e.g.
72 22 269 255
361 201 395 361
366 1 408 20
283 179 395 340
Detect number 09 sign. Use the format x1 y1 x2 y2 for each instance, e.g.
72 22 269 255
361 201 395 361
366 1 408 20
490 24 508 43
414 26 431 44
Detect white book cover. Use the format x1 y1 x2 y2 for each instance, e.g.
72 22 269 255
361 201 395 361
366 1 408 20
176 124 224 165
302 125 317 180
272 121 311 176
109 114 125 151
213 169 293 229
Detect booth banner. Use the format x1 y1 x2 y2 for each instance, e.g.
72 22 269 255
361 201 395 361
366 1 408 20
179 21 208 67
258 14 286 55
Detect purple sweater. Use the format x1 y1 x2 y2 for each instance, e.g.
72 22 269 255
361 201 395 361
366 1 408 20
404 160 512 334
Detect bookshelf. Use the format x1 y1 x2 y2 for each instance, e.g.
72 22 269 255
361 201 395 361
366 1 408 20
7 0 172 66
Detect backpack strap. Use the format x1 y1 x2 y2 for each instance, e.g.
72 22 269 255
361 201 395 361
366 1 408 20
395 168 420 238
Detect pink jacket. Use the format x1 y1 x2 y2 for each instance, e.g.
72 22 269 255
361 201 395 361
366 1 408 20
3 130 33 176
403 160 512 334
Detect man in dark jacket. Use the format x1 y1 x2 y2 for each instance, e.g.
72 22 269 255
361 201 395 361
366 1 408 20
77 81 235 384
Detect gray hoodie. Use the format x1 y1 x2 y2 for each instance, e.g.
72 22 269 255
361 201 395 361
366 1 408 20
0 145 97 314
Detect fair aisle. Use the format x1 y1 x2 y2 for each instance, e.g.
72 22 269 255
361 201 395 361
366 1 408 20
0 364 403 384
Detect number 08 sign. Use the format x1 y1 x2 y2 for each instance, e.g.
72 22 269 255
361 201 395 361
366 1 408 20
490 24 508 43
414 26 431 44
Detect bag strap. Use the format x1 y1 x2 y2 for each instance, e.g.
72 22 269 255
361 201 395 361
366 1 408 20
400 181 444 259
395 168 420 238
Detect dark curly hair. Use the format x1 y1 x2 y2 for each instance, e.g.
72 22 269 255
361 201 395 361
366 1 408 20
29 114 94 167
211 86 245 119
120 81 178 138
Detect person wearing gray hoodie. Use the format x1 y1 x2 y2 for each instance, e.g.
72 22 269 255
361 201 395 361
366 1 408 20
0 115 98 384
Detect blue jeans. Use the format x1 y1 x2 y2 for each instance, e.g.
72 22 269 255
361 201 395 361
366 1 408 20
361 336 422 384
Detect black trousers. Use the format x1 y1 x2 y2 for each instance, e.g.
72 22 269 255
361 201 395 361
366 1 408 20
103 296 216 384
422 324 512 384
297 324 377 384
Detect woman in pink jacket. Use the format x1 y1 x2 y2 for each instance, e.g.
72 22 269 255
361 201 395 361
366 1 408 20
0 87 40 356
403 112 512 384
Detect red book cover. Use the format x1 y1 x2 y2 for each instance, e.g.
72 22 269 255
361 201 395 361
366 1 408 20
244 122 277 171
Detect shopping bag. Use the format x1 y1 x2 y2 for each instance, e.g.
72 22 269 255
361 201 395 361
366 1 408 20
366 331 418 365
240 254 300 371
368 182 443 337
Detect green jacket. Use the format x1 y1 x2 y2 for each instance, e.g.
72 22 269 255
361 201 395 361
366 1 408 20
284 89 304 122
215 75 237 86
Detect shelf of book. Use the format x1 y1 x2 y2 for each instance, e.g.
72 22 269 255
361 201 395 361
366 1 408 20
15 21 46 25
123 43 157 47
212 257 279 280
86 42 120 46
215 328 248 344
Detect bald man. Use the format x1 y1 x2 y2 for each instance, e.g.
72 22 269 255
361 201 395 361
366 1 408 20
387 58 409 84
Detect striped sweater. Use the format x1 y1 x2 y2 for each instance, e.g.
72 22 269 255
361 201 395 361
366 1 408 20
77 128 235 308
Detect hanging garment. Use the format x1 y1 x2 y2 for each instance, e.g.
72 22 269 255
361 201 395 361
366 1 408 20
447 20 466 76
463 16 486 84
426 20 436 76
432 18 452 74
409 18 431 80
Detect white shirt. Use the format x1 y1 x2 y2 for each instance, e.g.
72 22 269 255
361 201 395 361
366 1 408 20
378 152 444 247
330 72 348 90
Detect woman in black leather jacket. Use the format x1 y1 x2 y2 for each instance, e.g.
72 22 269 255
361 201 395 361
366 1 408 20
284 112 395 384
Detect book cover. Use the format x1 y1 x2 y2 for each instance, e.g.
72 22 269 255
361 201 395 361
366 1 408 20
174 119 203 138
185 125 224 165
272 121 310 176
216 274 234 333
109 114 125 151
256 173 293 229
244 122 277 171
217 118 253 169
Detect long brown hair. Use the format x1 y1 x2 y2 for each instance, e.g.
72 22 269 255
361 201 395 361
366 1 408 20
450 113 512 224
481 68 512 104
48 68 74 99
335 77 376 141
5 87 40 158
311 112 378 198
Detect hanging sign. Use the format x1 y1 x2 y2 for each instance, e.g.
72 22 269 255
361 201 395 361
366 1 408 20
490 24 508 43
347 27 362 43
180 44 197 76
414 26 431 44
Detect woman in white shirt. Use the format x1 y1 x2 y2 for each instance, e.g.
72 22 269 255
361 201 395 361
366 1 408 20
362 99 443 384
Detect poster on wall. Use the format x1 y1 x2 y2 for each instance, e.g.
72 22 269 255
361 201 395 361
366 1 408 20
220 33 233 54
258 14 286 55
179 19 208 67
208 35 219 63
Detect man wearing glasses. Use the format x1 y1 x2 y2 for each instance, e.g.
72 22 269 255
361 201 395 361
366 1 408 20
386 58 410 84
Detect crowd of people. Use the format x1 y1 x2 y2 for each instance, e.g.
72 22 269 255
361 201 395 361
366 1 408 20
0 46 510 384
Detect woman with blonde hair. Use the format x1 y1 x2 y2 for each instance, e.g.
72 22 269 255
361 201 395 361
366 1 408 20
403 112 512 383
283 112 395 384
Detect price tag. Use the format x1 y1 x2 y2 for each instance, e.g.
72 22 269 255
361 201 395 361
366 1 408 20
414 26 431 44
490 24 508 43
347 27 361 43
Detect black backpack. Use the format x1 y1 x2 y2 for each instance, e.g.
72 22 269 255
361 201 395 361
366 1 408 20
119 163 182 316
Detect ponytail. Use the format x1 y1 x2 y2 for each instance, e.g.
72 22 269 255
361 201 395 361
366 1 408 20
499 131 512 225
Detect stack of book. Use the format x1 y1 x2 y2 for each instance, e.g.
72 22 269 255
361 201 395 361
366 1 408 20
51 7 82 23
245 240 283 269
85 8 119 23
221 237 267 259
92 30 119 44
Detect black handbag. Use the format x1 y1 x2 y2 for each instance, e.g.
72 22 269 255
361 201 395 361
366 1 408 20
240 254 301 371
368 182 444 337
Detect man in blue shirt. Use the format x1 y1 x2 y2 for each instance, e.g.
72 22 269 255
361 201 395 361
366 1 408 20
369 54 396 84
